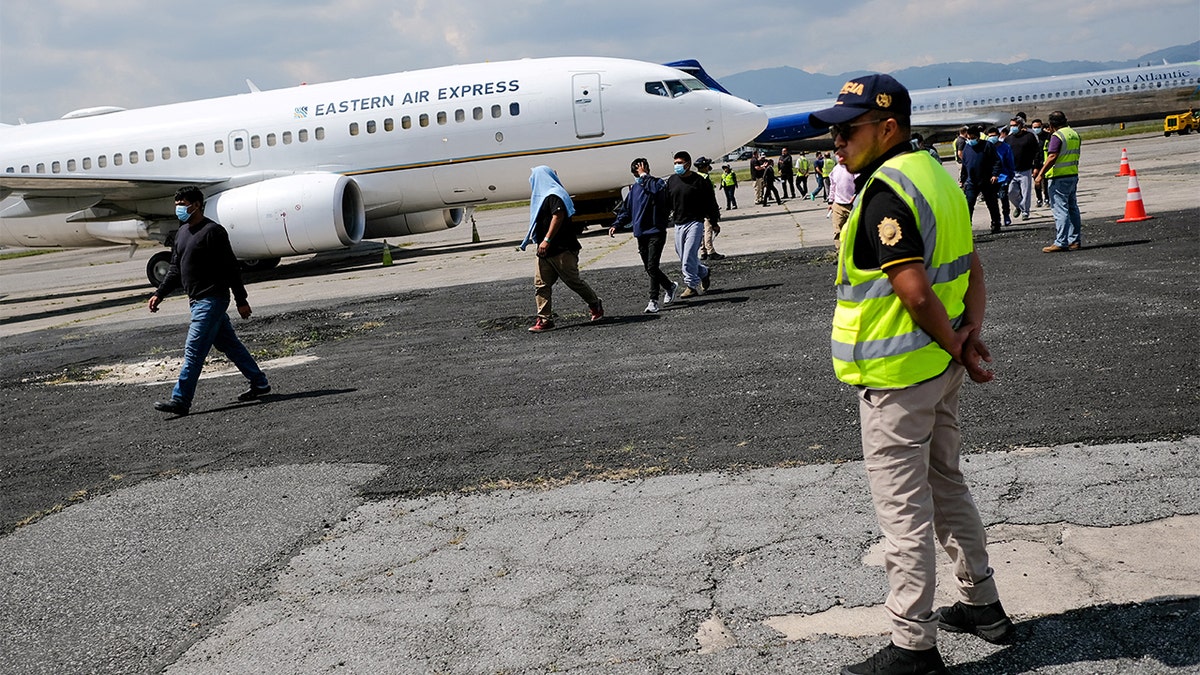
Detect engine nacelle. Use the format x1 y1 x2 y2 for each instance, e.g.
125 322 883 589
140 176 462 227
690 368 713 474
364 208 466 238
207 174 365 259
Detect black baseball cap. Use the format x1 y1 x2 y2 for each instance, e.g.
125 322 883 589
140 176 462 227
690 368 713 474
810 74 912 126
694 156 713 168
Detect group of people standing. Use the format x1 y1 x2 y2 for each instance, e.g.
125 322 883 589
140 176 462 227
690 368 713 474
954 112 1082 250
749 147 838 205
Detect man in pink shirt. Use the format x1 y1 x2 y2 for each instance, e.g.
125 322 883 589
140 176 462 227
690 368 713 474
827 160 857 248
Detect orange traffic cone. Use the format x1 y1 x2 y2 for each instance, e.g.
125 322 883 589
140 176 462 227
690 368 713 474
1115 148 1131 176
1116 169 1154 223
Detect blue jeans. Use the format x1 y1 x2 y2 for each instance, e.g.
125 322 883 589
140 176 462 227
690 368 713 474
1049 176 1082 247
673 220 709 289
172 296 268 405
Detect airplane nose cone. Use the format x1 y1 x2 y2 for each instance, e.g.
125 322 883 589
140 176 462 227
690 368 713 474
719 95 768 150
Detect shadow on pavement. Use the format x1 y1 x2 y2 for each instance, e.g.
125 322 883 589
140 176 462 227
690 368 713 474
162 389 359 418
954 597 1200 674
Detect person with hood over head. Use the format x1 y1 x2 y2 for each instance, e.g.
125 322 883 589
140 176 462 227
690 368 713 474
521 165 604 332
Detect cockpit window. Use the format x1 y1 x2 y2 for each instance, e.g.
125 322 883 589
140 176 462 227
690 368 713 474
665 80 691 97
645 81 669 97
646 78 709 98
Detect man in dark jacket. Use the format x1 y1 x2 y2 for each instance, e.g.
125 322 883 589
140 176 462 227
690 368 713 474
959 126 1002 233
610 158 679 313
1005 117 1040 220
666 151 719 298
148 186 270 415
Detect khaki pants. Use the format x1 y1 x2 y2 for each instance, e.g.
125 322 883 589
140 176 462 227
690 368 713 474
857 365 999 650
701 219 719 255
831 202 852 246
534 249 598 319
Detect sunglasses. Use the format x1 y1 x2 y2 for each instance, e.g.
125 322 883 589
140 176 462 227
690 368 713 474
829 117 885 140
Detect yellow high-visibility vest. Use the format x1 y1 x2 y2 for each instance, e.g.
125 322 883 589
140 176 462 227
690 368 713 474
1045 126 1080 179
831 150 975 388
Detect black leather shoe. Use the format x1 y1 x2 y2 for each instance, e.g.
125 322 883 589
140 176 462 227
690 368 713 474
237 384 272 402
153 399 190 415
841 643 948 674
935 600 1015 644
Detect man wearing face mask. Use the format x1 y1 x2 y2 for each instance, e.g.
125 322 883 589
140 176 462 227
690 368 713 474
989 127 1016 227
666 151 718 298
958 126 1002 233
148 186 270 416
1029 119 1049 207
1005 117 1039 221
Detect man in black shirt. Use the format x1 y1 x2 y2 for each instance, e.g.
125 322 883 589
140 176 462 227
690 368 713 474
1004 117 1040 220
524 165 603 332
148 186 270 415
666 151 719 298
812 74 1011 675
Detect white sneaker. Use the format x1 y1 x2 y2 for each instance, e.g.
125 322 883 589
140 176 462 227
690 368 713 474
644 300 660 314
662 282 679 305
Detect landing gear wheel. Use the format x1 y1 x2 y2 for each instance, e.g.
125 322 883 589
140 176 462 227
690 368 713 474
147 251 172 287
239 257 281 273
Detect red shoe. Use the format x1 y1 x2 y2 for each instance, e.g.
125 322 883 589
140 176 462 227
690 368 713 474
589 299 604 321
528 318 555 332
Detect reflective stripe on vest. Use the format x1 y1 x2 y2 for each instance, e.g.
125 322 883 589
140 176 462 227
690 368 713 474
1045 126 1080 179
831 151 975 388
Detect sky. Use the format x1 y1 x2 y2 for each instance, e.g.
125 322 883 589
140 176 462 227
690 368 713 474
2 0 1197 124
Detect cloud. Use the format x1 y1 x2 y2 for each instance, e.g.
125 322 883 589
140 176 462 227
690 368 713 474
2 0 1197 123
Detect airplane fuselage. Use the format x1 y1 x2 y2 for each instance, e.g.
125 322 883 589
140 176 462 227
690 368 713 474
755 61 1200 147
1 57 766 261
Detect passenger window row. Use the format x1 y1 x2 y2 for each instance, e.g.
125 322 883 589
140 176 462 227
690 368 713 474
6 99 526 175
348 102 521 136
913 77 1198 112
5 127 327 175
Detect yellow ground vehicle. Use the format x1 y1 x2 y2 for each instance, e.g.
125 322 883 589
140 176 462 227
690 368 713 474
1164 110 1197 136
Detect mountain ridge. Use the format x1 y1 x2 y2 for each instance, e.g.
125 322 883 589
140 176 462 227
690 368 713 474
718 42 1200 104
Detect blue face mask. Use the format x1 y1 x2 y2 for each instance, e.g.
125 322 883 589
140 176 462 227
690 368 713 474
987 136 999 144
673 164 686 175
1009 126 1019 134
1031 128 1042 135
966 139 978 146
175 205 192 222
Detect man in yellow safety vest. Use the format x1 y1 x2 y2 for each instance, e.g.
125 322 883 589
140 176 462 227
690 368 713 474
812 74 1014 675
1033 110 1082 252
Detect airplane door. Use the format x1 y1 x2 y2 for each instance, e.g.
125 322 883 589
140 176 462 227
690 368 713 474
434 164 485 204
572 73 604 138
229 130 251 168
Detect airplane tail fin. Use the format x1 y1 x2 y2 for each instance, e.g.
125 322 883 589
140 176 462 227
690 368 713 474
663 60 734 95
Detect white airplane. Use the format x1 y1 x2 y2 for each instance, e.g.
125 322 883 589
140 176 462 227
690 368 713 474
0 57 767 285
670 60 1200 148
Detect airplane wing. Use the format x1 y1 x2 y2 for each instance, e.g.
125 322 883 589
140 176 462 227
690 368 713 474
0 174 226 201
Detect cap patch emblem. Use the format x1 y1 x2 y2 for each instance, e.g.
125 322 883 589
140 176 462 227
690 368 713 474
878 217 902 246
876 93 892 108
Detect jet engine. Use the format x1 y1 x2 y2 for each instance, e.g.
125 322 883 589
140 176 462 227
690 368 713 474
206 174 365 259
364 208 466 238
